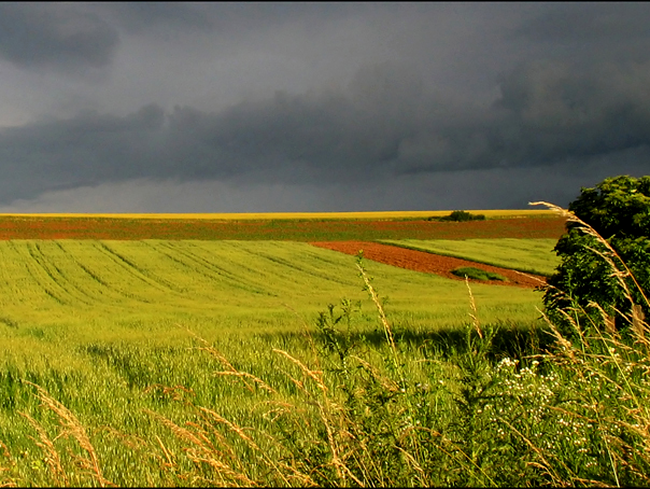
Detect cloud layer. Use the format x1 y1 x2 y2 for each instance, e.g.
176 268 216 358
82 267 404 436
0 3 648 211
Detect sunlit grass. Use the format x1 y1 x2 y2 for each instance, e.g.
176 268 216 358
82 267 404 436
0 240 544 343
1 243 647 486
382 238 560 276
0 206 647 487
0 238 550 486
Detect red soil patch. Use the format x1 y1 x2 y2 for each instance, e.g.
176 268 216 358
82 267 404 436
310 241 547 289
0 215 566 240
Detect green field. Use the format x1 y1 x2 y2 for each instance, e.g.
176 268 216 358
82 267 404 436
0 240 541 339
0 238 548 485
0 222 647 486
381 238 560 276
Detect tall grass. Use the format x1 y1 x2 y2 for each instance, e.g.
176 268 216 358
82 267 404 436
1 203 648 486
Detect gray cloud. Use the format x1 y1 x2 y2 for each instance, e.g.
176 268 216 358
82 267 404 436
0 3 649 211
513 3 650 44
0 3 119 74
402 58 650 173
101 2 216 33
1 53 650 207
2 154 646 214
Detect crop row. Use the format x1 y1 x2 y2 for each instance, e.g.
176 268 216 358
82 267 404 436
0 240 545 341
0 238 565 486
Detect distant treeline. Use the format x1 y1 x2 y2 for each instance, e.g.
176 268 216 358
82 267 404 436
429 210 486 222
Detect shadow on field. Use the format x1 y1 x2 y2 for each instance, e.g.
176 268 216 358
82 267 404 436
266 324 556 363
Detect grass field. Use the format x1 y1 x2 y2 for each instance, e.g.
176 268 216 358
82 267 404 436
381 238 560 276
0 237 546 486
0 240 542 338
0 212 647 487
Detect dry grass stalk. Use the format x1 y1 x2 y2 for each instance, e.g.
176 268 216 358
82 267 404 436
18 412 68 486
145 410 209 455
538 308 576 359
145 409 250 486
350 355 399 393
498 417 567 486
185 450 256 487
100 426 148 451
273 349 327 393
604 314 617 335
269 349 362 486
394 443 427 483
0 439 17 488
631 304 648 343
464 276 482 339
258 400 303 423
182 326 277 394
213 371 276 394
531 201 650 483
356 262 399 363
317 399 365 487
150 396 301 488
24 382 112 487
197 407 258 449
143 383 196 403
154 434 176 469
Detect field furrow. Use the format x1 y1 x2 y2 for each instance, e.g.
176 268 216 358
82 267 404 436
0 239 549 340
149 241 278 297
94 242 186 296
15 242 76 306
29 241 116 306
238 245 353 287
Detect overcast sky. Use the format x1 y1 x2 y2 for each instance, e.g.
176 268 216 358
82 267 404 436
0 2 648 212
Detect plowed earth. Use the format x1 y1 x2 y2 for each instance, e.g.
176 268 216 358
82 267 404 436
310 241 547 289
0 216 566 240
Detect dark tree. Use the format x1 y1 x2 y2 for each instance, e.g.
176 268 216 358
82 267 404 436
543 175 650 332
436 210 486 222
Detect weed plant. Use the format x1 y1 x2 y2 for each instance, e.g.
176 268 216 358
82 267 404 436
0 204 649 486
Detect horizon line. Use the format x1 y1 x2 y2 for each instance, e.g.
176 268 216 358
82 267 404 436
0 209 556 220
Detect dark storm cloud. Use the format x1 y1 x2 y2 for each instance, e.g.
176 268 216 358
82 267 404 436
1 54 649 206
0 3 119 73
490 60 650 165
99 2 364 40
0 2 649 211
512 3 650 44
100 2 216 33
396 59 650 174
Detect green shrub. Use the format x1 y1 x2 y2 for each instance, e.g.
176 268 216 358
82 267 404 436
451 266 507 281
541 175 650 333
435 210 486 222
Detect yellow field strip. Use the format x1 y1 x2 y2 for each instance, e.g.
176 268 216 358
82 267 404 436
0 209 555 220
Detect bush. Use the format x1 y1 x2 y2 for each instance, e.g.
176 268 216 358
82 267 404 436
541 175 650 333
451 266 507 281
434 210 486 222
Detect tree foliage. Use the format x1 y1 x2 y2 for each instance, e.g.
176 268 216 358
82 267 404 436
543 175 650 331
434 210 486 222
